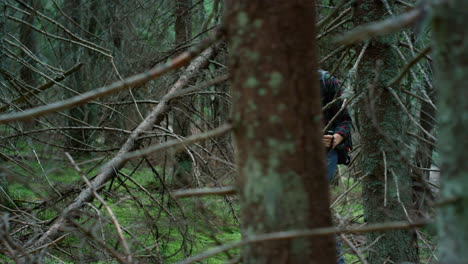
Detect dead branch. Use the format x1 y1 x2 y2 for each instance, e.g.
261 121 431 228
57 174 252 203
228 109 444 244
398 42 432 62
65 153 132 263
0 28 223 124
12 0 110 53
322 92 359 134
340 234 368 264
317 0 348 29
336 7 423 45
387 87 436 141
172 186 236 198
388 46 431 87
319 45 347 65
0 63 83 113
32 45 219 249
120 123 232 163
317 18 352 40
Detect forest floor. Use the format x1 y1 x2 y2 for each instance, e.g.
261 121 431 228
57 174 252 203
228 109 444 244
3 159 436 263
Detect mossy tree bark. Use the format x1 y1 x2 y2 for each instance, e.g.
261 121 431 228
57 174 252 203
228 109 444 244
227 1 336 263
353 1 419 263
433 1 468 263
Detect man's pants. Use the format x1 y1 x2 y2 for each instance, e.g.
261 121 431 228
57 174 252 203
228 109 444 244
327 149 346 264
327 149 338 181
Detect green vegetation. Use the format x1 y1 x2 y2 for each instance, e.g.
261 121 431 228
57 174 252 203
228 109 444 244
3 159 240 263
4 159 371 263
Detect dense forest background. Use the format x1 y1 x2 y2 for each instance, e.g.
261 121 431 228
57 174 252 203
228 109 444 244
0 0 466 263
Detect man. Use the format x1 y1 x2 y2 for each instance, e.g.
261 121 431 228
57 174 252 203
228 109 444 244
319 70 352 181
319 70 352 264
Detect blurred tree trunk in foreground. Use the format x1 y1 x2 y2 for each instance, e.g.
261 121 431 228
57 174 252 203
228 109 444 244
433 1 468 263
227 1 336 263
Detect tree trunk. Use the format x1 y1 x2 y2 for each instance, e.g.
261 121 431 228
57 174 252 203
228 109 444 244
227 1 336 263
63 0 88 151
353 1 419 263
433 1 468 263
172 0 193 188
0 1 9 210
19 0 38 87
175 0 192 45
0 168 10 210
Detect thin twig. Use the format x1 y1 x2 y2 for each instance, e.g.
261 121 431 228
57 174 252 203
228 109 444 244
319 45 347 65
323 92 359 134
387 87 436 141
383 150 388 207
331 174 367 208
388 46 431 87
0 28 223 124
336 7 423 45
11 0 110 53
317 18 352 40
120 123 232 162
340 234 369 264
317 0 348 29
0 63 83 112
65 153 133 263
391 169 412 223
6 15 111 57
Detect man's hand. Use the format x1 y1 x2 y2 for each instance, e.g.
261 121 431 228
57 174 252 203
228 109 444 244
323 133 344 149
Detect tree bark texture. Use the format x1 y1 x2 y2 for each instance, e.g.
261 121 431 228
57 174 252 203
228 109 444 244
175 0 192 45
173 0 193 188
19 0 38 87
227 1 336 263
353 1 419 263
433 1 468 263
63 0 89 150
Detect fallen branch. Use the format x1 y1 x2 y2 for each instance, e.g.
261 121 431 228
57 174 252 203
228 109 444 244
172 186 236 198
65 153 132 263
32 44 219 249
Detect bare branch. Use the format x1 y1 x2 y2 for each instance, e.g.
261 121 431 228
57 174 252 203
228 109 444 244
121 123 232 163
173 186 236 198
65 153 133 263
388 46 431 87
317 0 348 29
0 28 223 124
0 63 83 113
336 7 423 45
32 44 219 248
